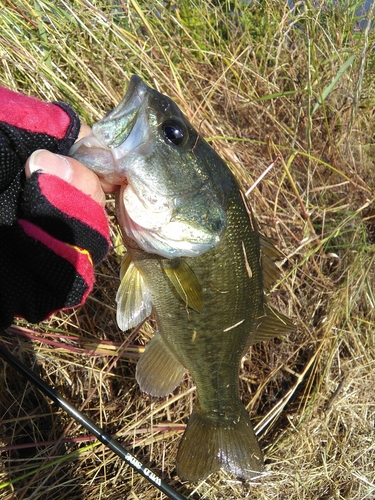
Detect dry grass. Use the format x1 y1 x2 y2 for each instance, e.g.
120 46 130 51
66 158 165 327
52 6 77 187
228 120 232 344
1 0 375 498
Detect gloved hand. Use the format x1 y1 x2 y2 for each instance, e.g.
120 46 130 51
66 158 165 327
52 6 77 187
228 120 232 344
0 86 111 329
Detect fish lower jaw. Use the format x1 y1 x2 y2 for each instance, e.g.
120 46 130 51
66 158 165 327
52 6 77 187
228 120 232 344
120 208 220 259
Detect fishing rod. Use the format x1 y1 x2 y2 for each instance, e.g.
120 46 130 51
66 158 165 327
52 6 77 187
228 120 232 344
0 340 187 500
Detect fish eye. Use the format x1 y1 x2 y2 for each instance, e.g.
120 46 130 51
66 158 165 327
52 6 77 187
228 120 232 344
162 119 187 146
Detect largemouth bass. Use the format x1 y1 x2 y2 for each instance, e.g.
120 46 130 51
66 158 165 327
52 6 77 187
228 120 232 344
70 75 294 481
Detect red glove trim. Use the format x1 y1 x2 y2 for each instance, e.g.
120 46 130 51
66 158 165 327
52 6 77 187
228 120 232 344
38 174 110 241
0 86 70 139
18 219 94 304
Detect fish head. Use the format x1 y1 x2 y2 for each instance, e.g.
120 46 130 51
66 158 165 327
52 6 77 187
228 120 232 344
70 75 229 258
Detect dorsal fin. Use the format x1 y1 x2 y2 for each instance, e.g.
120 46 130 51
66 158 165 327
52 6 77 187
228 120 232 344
250 304 295 344
116 253 152 331
161 258 203 312
260 234 283 292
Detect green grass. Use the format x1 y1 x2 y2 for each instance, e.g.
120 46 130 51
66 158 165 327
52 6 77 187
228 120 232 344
1 0 375 498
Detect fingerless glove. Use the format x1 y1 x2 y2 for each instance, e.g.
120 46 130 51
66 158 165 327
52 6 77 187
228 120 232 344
0 87 110 329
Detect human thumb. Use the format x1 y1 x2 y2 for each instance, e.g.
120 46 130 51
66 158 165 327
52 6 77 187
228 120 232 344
25 149 106 206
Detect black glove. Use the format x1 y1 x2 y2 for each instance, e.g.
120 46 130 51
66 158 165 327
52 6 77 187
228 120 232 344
0 86 110 329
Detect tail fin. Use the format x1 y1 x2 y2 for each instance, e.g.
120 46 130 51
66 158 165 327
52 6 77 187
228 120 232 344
176 406 264 481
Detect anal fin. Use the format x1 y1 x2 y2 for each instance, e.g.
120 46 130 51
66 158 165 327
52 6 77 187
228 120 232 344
136 333 185 397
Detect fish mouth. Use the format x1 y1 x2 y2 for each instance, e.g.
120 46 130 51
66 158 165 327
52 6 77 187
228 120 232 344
69 75 150 183
97 75 148 150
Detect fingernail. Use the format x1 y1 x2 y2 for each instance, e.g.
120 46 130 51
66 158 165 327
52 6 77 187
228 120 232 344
28 149 72 181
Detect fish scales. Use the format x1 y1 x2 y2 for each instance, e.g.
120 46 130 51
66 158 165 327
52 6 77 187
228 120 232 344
70 75 294 481
128 189 261 394
118 166 264 480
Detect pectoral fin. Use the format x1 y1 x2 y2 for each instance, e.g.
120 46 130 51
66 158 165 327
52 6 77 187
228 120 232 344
161 258 203 312
251 304 295 344
136 333 186 397
116 253 152 331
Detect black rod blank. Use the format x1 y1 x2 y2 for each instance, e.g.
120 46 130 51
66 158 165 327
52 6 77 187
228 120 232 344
0 342 187 500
